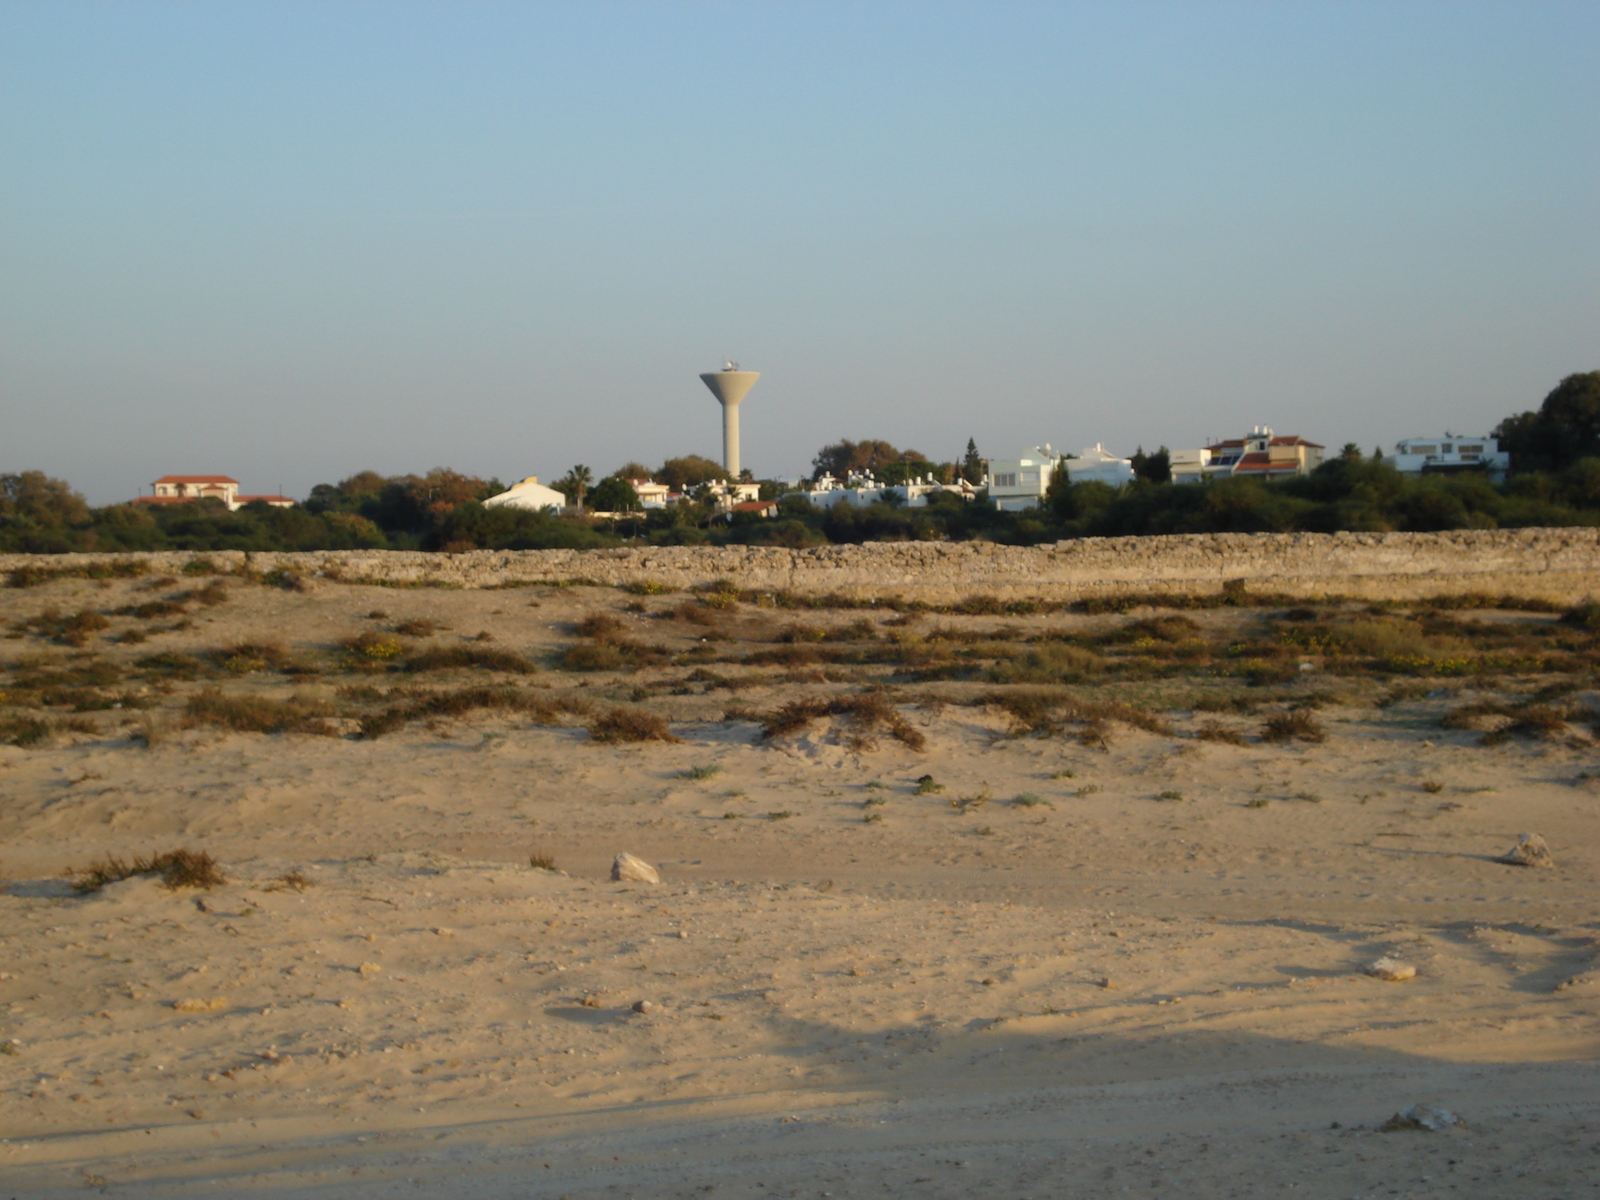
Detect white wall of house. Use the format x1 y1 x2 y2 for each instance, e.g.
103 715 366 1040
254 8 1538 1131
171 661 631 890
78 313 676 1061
987 447 1059 512
1063 444 1134 488
1385 436 1509 479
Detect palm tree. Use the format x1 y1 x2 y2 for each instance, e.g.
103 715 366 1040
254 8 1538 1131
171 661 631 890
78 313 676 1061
570 464 593 510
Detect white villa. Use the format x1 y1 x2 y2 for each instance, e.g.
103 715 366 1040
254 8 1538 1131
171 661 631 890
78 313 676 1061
1062 444 1135 488
986 447 1060 512
483 475 566 515
1384 436 1509 480
134 475 293 511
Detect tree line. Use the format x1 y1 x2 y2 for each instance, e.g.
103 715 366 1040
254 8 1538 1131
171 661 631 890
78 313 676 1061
3 371 1596 554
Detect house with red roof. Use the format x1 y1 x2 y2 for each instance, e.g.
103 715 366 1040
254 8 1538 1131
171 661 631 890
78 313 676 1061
133 476 294 512
1170 428 1324 484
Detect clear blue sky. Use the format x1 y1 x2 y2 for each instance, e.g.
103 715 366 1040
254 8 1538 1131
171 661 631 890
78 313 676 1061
3 1 1595 505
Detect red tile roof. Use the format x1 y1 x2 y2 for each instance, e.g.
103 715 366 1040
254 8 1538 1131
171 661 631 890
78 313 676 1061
153 475 239 485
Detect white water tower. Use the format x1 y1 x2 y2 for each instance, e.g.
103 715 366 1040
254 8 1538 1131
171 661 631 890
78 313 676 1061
699 361 759 477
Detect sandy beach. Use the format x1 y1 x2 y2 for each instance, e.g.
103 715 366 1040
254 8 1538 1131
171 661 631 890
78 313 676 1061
2 561 1596 1197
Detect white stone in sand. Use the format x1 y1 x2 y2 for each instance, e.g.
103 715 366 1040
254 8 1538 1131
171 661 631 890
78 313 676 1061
611 853 659 883
1365 957 1416 982
1497 832 1554 868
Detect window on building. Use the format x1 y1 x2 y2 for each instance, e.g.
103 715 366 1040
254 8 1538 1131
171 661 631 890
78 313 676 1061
994 473 1018 488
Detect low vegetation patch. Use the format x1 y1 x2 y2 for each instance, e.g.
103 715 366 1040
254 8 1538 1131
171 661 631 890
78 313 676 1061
341 631 406 661
215 640 304 674
976 688 1172 744
71 848 224 893
10 607 112 647
405 645 538 674
588 706 679 744
988 644 1105 685
7 560 149 588
183 688 339 736
1195 720 1249 745
1261 709 1327 744
358 686 586 739
759 692 926 752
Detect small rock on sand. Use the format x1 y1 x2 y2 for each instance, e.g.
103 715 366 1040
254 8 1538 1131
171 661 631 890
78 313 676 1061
1365 957 1416 982
1381 1104 1460 1132
632 1000 657 1014
611 853 659 883
1497 833 1554 868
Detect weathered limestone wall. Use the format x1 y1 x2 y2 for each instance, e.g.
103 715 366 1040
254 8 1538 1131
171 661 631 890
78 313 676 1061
6 528 1600 604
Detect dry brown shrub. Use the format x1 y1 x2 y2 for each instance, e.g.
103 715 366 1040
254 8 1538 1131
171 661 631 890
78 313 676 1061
183 688 338 736
589 706 679 744
406 646 538 674
1261 709 1326 744
393 618 440 637
1195 720 1248 745
759 692 925 752
357 686 585 739
776 622 828 643
977 689 1172 740
216 640 300 673
72 848 224 893
989 644 1105 684
575 612 626 640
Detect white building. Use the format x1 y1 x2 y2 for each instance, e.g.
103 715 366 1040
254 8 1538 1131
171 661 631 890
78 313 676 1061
1385 436 1509 480
986 447 1060 512
802 472 979 510
134 475 293 511
628 479 673 509
1062 444 1135 488
483 475 566 515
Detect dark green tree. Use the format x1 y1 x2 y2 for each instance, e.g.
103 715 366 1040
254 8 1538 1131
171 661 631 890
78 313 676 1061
657 455 729 490
1129 446 1171 484
961 438 984 484
588 476 641 512
1494 371 1600 472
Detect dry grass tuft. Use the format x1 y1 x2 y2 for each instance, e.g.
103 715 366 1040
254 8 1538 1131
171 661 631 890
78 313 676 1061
589 706 679 744
575 612 627 640
357 686 586 739
405 645 537 674
989 644 1105 685
977 689 1172 741
528 851 558 870
183 688 338 736
216 640 300 674
759 692 927 752
1261 709 1327 744
1195 720 1249 745
71 848 224 893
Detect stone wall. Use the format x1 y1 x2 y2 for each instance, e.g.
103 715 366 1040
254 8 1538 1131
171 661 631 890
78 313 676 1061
6 528 1600 604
